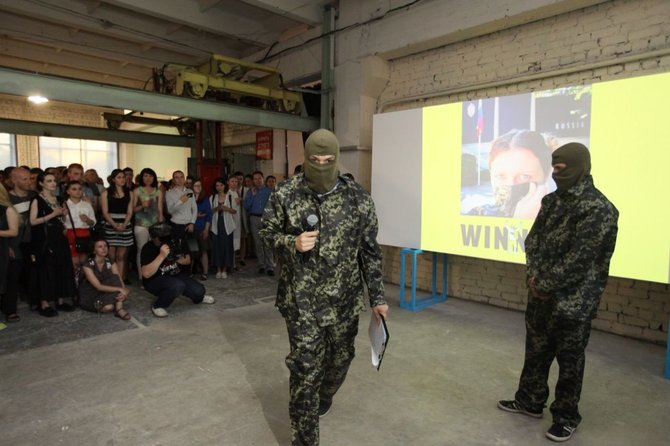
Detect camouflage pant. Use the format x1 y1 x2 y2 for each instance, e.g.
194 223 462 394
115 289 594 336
284 312 359 446
515 298 592 427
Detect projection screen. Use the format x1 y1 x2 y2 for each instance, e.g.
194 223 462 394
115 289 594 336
371 71 670 284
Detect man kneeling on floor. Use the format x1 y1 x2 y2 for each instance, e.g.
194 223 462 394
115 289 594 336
141 223 215 317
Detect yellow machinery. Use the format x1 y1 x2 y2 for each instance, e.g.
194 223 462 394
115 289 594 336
163 54 304 115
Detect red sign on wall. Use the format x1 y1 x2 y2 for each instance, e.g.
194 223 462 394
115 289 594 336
256 130 273 160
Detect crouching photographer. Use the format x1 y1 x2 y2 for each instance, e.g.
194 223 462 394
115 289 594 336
140 223 215 317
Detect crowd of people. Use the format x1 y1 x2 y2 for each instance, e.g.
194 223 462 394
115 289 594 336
0 162 279 322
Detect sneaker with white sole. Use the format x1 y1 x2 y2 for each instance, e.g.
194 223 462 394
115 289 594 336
546 423 576 442
497 400 543 418
202 295 215 304
152 307 168 317
221 271 227 279
215 272 222 279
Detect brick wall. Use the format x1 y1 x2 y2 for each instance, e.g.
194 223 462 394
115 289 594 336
380 0 670 108
382 247 669 345
379 0 670 345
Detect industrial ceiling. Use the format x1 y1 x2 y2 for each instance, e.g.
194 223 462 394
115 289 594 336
0 0 333 89
0 0 330 132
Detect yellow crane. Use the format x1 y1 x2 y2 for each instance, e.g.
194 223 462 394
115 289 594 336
161 54 304 115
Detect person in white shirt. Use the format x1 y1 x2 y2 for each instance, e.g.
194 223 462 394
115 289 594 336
235 172 252 267
165 170 197 241
210 176 240 278
64 180 96 272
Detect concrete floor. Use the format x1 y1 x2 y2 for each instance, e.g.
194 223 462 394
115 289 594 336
1 263 669 446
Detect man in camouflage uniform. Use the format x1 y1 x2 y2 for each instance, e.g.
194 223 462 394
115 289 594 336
498 142 618 442
260 129 388 446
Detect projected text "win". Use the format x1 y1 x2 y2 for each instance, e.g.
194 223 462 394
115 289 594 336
460 224 529 252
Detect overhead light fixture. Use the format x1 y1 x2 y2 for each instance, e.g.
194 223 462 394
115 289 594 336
28 95 49 104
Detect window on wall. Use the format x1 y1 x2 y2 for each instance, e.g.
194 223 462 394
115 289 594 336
39 137 118 181
0 133 17 167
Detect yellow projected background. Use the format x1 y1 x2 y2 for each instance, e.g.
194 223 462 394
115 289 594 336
421 72 670 284
590 72 670 282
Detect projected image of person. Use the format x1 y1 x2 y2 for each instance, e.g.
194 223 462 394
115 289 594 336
466 129 553 219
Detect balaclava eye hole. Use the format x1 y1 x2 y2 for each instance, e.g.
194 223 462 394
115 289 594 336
303 129 340 194
551 142 591 191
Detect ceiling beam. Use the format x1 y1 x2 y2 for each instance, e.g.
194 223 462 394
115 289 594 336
237 0 324 25
0 11 202 68
82 0 103 14
0 68 320 133
196 0 223 13
0 54 145 89
0 37 150 81
103 0 277 47
0 1 239 60
0 118 195 148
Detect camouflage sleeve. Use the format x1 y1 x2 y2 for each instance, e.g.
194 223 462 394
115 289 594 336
260 190 297 256
535 204 618 295
525 201 548 283
357 193 386 307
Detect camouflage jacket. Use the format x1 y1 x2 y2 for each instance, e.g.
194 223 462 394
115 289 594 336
526 175 618 321
259 173 385 326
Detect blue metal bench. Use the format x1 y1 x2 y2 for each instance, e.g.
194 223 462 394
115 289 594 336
399 248 448 311
665 319 670 379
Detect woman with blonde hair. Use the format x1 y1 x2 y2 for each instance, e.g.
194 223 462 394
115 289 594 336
0 183 20 322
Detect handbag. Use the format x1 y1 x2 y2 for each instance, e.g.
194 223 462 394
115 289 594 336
30 197 53 261
65 203 94 254
19 215 32 244
186 236 199 253
90 219 105 238
75 237 94 254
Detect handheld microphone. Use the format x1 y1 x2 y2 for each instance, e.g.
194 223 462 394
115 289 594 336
306 214 319 231
303 214 319 262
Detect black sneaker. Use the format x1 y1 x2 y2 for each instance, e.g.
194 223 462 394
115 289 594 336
318 399 332 418
56 303 76 312
546 423 576 442
5 314 21 323
267 269 275 277
39 307 58 318
258 267 266 274
497 400 543 418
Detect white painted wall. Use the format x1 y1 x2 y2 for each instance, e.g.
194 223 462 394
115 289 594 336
269 129 306 181
120 124 190 181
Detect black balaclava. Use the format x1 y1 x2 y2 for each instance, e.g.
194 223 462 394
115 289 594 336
552 142 591 192
303 129 340 194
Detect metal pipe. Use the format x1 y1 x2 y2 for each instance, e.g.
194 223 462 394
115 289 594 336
320 5 334 130
0 67 320 132
0 117 195 148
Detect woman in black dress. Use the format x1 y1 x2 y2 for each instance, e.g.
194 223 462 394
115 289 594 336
29 172 77 317
0 183 20 322
78 238 131 320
